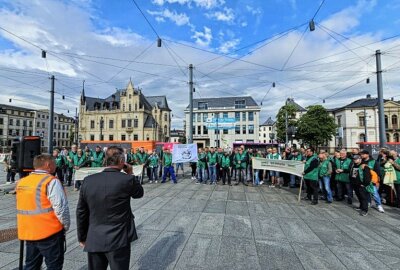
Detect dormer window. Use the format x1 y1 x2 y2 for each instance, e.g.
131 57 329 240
198 102 208 110
235 100 246 109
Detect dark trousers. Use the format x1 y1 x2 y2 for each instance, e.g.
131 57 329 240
394 183 400 207
305 179 319 202
6 170 16 182
66 167 74 186
55 168 63 183
354 185 369 212
25 230 65 270
190 163 197 177
237 168 245 184
222 167 231 185
88 245 131 270
337 182 353 202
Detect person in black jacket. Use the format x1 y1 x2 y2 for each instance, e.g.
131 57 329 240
76 146 144 270
349 155 371 216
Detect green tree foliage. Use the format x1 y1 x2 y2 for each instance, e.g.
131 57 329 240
296 105 337 148
275 103 297 142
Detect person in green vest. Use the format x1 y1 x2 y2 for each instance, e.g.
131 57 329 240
126 148 135 165
91 145 105 167
136 147 149 183
73 148 87 191
318 152 333 203
196 148 207 184
216 147 224 182
349 155 372 216
390 150 400 208
148 150 159 183
53 149 65 183
302 147 320 204
234 148 248 186
84 146 93 166
267 148 281 187
161 148 176 183
221 151 232 185
66 144 78 186
335 149 353 204
207 147 218 185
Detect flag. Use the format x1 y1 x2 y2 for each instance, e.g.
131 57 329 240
172 144 198 163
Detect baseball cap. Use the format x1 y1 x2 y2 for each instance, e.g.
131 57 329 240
353 155 361 160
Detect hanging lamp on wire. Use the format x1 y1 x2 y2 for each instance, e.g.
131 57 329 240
157 38 162 47
41 50 46 58
309 20 315 31
366 78 370 84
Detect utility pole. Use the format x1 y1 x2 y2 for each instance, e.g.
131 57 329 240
376 50 386 148
188 64 194 144
363 107 368 142
100 116 104 141
285 98 289 147
75 107 79 145
48 75 55 153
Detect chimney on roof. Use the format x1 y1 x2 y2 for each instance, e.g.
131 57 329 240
366 94 371 99
391 97 394 101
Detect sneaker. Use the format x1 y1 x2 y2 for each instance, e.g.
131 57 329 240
155 181 158 184
260 181 264 185
195 181 201 184
377 205 385 213
354 207 361 211
311 201 318 205
149 181 153 184
269 184 275 188
6 181 11 184
360 211 368 216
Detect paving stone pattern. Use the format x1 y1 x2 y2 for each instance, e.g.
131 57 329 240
1 176 400 269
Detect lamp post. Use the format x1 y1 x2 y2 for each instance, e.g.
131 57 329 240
99 117 104 141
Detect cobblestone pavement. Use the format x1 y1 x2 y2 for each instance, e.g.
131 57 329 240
1 174 400 269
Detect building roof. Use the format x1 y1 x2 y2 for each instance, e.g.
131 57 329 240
286 98 306 112
146 96 171 111
260 117 275 126
188 96 259 109
0 104 36 113
143 114 156 128
342 97 379 109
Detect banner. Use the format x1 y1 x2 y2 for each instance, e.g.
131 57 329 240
74 165 144 181
252 157 304 177
172 144 198 163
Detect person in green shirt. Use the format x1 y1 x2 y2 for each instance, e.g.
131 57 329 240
207 147 218 185
302 147 320 204
389 150 400 208
73 148 87 191
53 149 65 183
66 144 78 186
318 152 333 203
234 148 248 186
221 151 232 185
161 148 176 183
335 149 353 204
196 148 207 184
148 150 159 183
267 148 281 187
91 145 105 167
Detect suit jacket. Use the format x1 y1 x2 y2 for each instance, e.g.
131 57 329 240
76 167 144 252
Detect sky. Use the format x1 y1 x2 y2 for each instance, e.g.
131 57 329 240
0 0 400 129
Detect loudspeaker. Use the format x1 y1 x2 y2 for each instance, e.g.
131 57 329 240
11 136 41 172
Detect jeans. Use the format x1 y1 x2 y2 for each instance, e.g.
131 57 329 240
176 163 184 174
208 164 217 183
150 167 158 180
322 176 333 202
25 230 65 270
162 166 176 183
368 185 381 206
290 174 296 187
197 167 205 182
254 169 260 185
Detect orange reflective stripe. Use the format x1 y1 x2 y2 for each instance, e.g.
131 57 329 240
17 207 53 215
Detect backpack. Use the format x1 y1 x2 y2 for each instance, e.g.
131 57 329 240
362 164 379 186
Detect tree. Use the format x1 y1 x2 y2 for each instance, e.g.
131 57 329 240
275 103 297 143
296 105 337 148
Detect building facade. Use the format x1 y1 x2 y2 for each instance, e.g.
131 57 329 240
184 96 261 148
79 80 171 143
0 104 74 152
259 117 276 143
170 129 185 143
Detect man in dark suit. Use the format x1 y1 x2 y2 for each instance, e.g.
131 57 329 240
76 146 144 270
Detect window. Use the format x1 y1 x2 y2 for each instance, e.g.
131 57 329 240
263 134 266 138
235 125 240 134
248 112 254 121
122 119 126 128
198 102 208 110
36 122 40 128
385 115 388 128
9 119 13 126
337 116 342 127
269 127 272 131
249 124 254 134
242 112 246 121
394 133 399 143
90 120 95 129
134 119 138 128
192 126 196 135
121 134 126 141
203 113 208 122
123 104 125 111
16 120 20 126
109 119 114 129
164 125 167 134
235 99 246 109
42 122 45 128
127 119 132 127
0 118 3 125
359 116 365 127
223 129 228 134
197 126 201 134
359 133 366 142
242 125 247 134
197 113 201 122
29 121 32 127
90 135 95 141
0 129 2 135
109 135 114 141
235 112 240 121
135 104 137 111
392 115 398 127
129 104 132 111
8 129 13 136
203 125 208 135
214 129 219 134
133 134 138 141
223 112 228 118
164 113 168 121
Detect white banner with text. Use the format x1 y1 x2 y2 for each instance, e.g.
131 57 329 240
172 144 198 163
252 157 304 177
74 165 144 181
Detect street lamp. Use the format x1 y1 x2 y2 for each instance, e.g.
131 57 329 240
99 117 104 141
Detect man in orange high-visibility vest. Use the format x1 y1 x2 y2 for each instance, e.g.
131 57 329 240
16 154 70 270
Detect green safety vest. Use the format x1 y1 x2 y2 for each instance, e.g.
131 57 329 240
67 151 77 168
148 155 159 168
208 152 218 165
221 155 231 168
395 158 400 184
335 158 351 183
197 153 206 168
55 155 64 168
268 153 281 159
304 155 319 181
319 159 331 177
234 152 247 169
136 152 148 165
163 153 172 167
73 154 86 169
91 151 104 167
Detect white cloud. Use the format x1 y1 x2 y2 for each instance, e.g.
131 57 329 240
246 5 262 16
218 38 240 53
152 0 224 9
191 26 212 46
94 27 145 47
206 7 235 23
147 8 191 26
